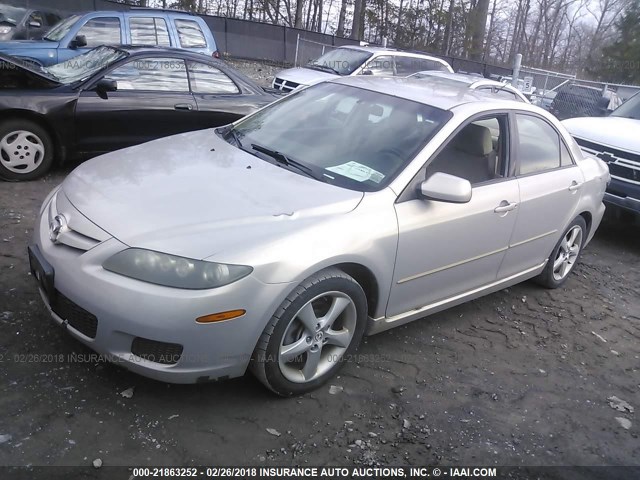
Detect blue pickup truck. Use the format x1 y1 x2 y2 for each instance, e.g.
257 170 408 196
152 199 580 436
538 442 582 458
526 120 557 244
0 8 219 67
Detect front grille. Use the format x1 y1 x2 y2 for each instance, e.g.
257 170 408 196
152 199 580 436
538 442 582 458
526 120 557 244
272 77 299 92
51 291 98 339
131 337 183 365
575 137 640 184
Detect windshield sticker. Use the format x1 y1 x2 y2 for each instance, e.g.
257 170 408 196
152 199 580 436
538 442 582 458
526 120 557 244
326 161 385 183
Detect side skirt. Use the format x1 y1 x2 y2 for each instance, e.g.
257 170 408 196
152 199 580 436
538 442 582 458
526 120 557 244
366 261 547 335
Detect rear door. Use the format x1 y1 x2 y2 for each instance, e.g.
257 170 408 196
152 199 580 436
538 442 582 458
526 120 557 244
74 56 198 154
188 60 266 127
498 113 584 279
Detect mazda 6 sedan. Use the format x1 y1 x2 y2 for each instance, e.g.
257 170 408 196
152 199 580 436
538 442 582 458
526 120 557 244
0 45 281 181
29 77 610 396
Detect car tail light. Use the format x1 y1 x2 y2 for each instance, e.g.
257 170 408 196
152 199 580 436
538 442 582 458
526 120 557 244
213 50 220 59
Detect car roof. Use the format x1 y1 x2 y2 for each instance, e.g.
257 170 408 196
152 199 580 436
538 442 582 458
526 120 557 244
115 45 210 57
329 76 534 111
337 45 447 60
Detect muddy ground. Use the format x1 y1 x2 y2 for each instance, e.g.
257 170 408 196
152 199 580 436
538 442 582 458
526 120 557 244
0 61 639 475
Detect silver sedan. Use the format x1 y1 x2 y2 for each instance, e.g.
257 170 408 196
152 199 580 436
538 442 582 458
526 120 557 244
29 77 610 396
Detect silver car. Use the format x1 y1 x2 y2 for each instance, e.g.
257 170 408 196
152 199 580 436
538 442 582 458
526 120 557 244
29 77 610 396
409 71 530 103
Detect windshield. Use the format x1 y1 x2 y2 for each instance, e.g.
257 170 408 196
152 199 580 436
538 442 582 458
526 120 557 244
44 14 79 41
611 93 640 120
45 46 127 84
230 82 452 192
307 48 372 76
0 5 25 24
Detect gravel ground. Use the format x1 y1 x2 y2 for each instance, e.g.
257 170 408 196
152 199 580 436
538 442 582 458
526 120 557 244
0 60 639 474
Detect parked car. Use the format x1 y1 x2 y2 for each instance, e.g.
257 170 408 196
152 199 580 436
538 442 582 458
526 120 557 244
563 91 640 215
0 45 281 181
409 71 530 103
0 8 218 67
29 76 609 395
550 84 622 120
531 89 557 110
0 3 63 41
272 45 453 93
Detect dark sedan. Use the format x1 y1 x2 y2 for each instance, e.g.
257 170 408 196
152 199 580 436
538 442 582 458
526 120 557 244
0 45 282 180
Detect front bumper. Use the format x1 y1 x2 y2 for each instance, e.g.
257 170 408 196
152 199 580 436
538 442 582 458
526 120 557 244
604 177 640 214
31 199 293 384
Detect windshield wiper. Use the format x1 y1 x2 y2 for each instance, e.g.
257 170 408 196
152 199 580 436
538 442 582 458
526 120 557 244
308 63 340 75
251 143 324 181
216 125 243 147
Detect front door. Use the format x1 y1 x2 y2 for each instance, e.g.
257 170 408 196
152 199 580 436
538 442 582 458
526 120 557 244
74 57 198 155
387 114 520 317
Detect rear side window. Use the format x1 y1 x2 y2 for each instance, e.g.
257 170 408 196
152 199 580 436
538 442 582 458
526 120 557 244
78 17 121 47
187 62 239 94
363 55 394 75
130 17 170 46
175 19 206 48
516 114 563 175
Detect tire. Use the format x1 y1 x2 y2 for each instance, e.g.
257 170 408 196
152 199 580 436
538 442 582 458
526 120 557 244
0 119 54 181
250 268 368 396
535 216 587 289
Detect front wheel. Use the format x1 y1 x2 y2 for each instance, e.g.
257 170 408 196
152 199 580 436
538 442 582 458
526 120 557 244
251 268 367 396
0 119 54 181
535 216 586 288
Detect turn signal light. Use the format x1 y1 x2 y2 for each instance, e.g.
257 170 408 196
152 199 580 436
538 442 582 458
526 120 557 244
196 309 246 323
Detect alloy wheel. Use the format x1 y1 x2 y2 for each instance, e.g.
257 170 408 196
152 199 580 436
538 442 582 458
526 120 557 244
279 291 357 383
552 225 583 281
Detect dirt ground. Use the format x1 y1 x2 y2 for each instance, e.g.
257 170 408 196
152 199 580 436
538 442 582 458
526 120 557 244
0 61 639 473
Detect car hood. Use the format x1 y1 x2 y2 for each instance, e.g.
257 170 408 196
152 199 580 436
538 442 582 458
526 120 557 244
276 67 338 86
0 52 60 86
0 39 58 50
562 116 640 155
61 129 364 260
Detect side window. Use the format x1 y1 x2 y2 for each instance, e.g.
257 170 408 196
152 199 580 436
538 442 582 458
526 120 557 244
105 58 189 92
187 61 239 94
493 88 519 101
45 13 61 26
363 55 394 76
130 17 171 46
515 114 562 175
174 19 206 48
560 141 574 167
396 57 448 76
27 12 44 27
77 17 121 47
427 115 508 185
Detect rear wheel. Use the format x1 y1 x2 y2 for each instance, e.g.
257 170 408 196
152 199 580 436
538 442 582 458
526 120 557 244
251 268 367 396
535 216 586 288
0 119 54 181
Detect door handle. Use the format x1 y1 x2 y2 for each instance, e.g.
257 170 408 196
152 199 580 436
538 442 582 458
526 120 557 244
568 181 583 192
494 201 518 213
174 103 194 111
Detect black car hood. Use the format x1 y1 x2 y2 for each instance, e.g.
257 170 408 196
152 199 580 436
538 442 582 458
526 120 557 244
0 52 60 88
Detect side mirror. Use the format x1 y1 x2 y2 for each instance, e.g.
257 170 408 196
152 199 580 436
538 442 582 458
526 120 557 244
95 78 117 98
28 20 42 29
69 34 87 49
420 172 472 203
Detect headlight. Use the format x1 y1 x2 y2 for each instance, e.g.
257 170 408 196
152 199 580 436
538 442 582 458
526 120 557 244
103 248 252 289
0 26 12 34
